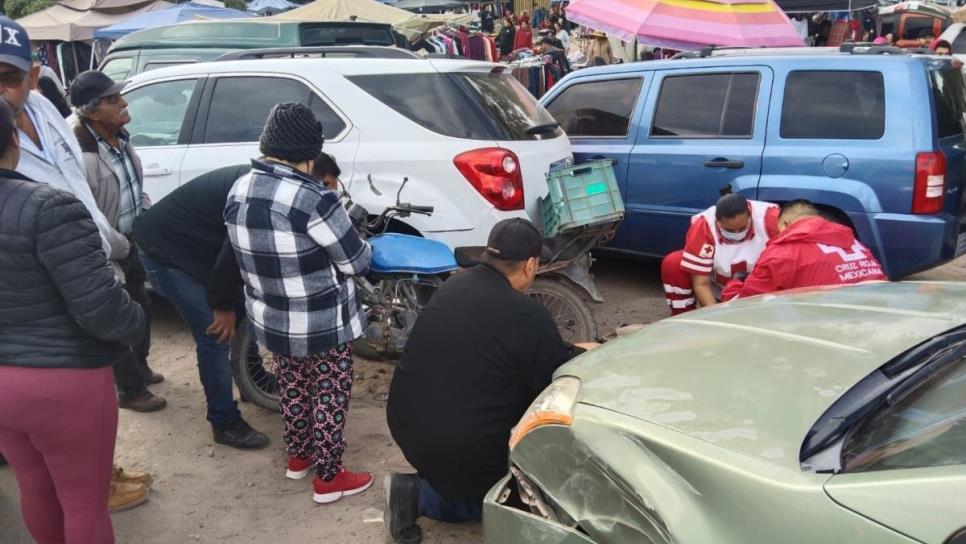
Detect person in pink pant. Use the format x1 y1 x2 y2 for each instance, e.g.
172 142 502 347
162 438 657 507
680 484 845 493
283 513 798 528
0 74 146 544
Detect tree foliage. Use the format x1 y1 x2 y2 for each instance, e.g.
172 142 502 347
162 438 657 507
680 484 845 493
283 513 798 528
4 0 54 19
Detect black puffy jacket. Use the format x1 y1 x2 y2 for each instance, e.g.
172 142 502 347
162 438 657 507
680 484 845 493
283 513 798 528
0 169 145 369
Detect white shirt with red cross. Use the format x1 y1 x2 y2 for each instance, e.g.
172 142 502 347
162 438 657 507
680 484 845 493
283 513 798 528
680 200 780 287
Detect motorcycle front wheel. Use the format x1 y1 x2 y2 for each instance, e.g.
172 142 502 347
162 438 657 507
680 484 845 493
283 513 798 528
527 278 598 344
229 319 280 412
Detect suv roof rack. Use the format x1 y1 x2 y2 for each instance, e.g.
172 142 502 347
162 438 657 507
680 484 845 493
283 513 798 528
215 46 420 62
838 42 912 55
671 45 758 59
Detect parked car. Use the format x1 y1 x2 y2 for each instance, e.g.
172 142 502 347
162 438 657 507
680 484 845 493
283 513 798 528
120 47 572 249
99 20 410 79
879 1 951 47
540 46 966 278
486 281 966 544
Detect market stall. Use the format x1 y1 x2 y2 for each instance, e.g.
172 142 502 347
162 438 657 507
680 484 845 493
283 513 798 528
17 0 171 83
266 0 445 41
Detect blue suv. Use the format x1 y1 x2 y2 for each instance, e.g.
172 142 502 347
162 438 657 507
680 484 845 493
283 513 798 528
540 47 966 278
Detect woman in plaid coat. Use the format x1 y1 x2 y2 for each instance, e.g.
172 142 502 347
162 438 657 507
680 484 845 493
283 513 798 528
225 103 374 504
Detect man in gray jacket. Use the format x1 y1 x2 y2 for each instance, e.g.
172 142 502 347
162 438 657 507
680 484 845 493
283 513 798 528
70 70 166 413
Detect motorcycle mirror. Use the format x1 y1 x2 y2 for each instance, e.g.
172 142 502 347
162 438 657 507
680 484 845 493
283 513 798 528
367 174 383 196
395 177 409 206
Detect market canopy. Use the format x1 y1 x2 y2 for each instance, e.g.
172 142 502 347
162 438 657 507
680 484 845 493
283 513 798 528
93 1 250 39
18 0 171 41
246 0 299 15
566 0 804 50
266 0 444 40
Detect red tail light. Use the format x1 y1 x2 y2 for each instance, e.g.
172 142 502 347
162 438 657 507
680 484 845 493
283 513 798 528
912 151 946 214
454 148 524 211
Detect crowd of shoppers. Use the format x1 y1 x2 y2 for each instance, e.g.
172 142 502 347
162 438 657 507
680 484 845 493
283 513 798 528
0 8 901 543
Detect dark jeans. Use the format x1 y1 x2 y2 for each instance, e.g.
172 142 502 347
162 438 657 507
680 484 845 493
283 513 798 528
140 254 242 427
418 478 483 523
113 249 152 397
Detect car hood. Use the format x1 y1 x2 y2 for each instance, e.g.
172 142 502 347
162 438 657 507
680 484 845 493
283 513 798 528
560 281 966 469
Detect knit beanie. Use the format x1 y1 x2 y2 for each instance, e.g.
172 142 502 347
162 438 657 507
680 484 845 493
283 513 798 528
259 102 324 163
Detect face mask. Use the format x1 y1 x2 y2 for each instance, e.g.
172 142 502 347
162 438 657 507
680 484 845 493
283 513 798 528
720 226 749 242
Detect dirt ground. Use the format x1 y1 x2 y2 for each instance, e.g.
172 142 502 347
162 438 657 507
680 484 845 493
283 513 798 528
1 255 962 543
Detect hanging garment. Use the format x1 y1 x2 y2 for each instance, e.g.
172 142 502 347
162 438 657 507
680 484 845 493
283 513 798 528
467 34 487 60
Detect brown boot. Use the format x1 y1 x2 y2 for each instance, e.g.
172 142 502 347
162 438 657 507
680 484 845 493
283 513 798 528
118 390 167 413
112 464 153 487
109 481 149 513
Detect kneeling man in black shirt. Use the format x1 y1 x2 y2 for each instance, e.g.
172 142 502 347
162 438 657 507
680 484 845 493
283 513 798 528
384 218 593 543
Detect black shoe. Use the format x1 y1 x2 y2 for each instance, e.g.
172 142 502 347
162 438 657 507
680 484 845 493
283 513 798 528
144 369 165 385
0 453 6 466
118 390 167 413
212 418 270 450
384 473 422 544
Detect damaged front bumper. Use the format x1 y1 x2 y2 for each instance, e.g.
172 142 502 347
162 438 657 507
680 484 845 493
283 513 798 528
483 473 597 544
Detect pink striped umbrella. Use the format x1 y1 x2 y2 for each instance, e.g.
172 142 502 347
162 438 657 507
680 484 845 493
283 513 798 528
566 0 804 51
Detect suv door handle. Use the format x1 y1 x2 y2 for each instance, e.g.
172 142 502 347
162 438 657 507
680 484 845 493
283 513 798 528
704 159 744 169
592 155 616 164
144 167 172 177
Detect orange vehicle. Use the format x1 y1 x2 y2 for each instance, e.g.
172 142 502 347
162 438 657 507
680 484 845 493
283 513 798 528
878 1 952 47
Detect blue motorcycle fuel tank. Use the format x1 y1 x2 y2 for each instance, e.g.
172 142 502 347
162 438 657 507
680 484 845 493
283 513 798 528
369 233 459 275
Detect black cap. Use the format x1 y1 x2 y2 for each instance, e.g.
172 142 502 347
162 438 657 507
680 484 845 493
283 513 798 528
69 70 125 108
485 218 543 261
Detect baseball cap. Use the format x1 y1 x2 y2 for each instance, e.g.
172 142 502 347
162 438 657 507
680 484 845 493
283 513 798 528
69 70 126 108
485 218 544 261
0 16 32 73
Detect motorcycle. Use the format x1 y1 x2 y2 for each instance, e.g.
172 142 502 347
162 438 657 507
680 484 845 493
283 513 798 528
230 176 617 412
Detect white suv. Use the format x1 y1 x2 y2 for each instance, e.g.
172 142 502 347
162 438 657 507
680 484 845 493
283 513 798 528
121 47 572 248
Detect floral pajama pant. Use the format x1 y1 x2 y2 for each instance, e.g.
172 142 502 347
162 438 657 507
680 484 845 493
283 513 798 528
274 344 354 481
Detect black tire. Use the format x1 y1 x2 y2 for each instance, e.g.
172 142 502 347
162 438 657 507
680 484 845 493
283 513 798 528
527 278 598 344
230 317 280 413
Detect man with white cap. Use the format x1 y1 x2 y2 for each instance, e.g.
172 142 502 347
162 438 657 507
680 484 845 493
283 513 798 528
0 16 128 264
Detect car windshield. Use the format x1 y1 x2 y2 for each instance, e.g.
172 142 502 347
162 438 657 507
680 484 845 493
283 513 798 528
841 349 966 473
347 71 563 141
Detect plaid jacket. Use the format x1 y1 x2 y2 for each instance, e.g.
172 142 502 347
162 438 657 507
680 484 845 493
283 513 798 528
225 159 371 357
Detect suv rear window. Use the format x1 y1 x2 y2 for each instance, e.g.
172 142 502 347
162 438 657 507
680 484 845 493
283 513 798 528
348 72 563 141
781 71 885 140
301 25 395 46
930 68 966 138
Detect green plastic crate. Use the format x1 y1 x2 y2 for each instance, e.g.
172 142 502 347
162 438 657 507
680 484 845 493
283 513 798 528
539 159 624 237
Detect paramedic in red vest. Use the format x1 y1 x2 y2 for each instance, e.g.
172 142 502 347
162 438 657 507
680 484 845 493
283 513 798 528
722 200 886 300
661 192 779 315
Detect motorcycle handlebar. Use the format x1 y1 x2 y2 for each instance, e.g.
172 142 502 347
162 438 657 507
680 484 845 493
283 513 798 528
404 205 434 214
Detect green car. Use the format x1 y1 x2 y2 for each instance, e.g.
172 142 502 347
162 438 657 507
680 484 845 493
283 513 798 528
484 282 966 544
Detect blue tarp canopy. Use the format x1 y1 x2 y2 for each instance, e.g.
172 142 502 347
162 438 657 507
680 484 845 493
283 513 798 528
93 1 250 39
246 0 298 15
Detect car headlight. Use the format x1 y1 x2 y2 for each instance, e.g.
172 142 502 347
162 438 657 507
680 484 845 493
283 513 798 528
509 376 581 450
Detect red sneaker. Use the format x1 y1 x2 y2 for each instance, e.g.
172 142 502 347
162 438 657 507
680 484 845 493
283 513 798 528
286 456 315 480
312 469 374 504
